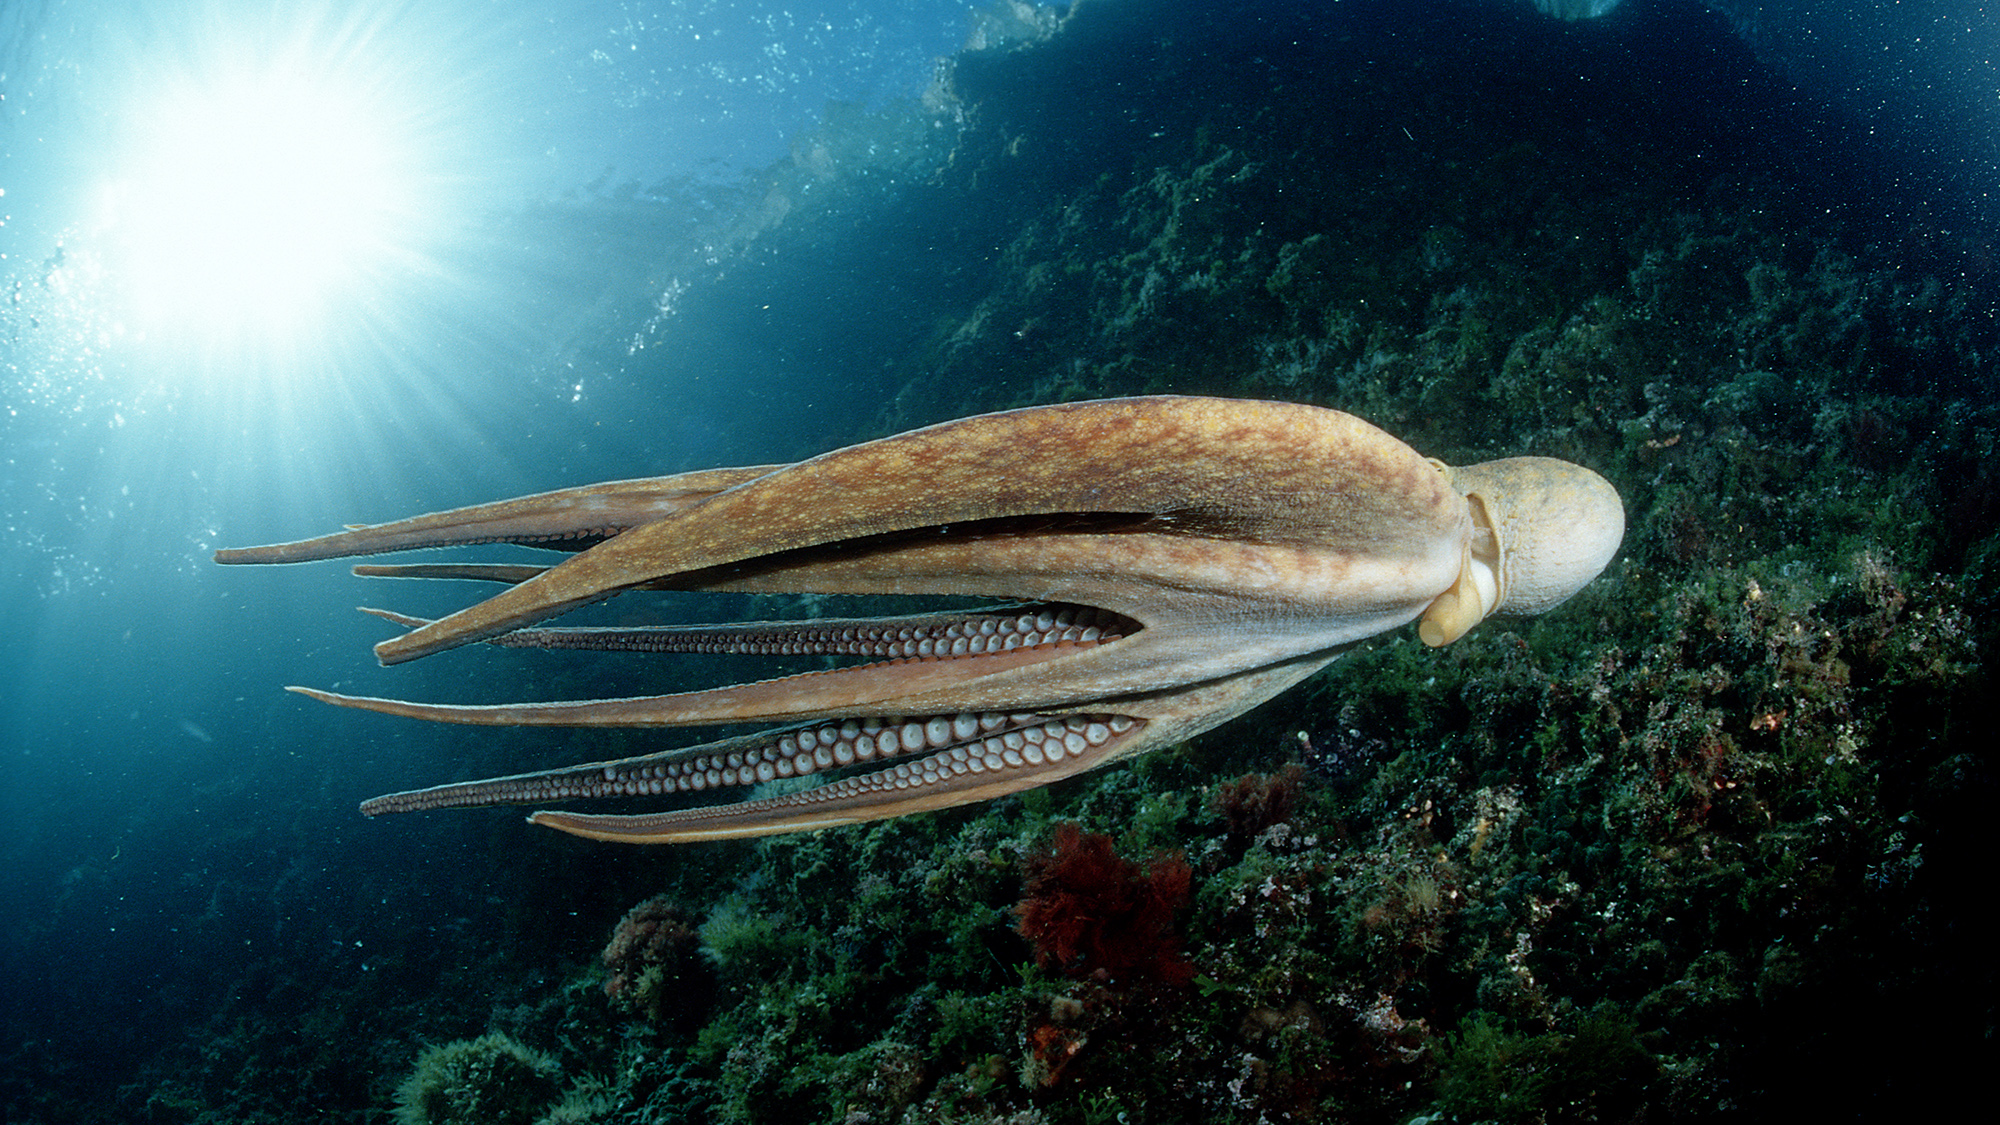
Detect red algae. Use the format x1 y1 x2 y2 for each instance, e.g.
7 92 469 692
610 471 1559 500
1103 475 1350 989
1015 821 1195 988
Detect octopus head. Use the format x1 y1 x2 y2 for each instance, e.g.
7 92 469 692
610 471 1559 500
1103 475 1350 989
1418 456 1625 647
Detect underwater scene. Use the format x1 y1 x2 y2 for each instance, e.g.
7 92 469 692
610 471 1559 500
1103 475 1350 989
2 0 1994 1121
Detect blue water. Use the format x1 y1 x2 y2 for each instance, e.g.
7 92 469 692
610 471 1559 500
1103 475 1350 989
2 0 1994 1118
1 0 975 1105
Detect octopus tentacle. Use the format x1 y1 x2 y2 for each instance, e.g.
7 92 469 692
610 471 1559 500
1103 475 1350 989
514 655 1335 842
529 712 1141 842
352 563 550 584
358 603 1136 658
285 628 1107 727
360 709 1134 815
213 467 778 564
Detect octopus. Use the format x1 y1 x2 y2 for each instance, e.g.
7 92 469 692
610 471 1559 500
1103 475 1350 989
215 396 1624 844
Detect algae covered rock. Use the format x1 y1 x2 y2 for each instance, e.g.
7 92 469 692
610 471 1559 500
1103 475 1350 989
393 1032 563 1125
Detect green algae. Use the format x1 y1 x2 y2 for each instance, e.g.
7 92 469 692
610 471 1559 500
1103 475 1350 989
393 1033 563 1125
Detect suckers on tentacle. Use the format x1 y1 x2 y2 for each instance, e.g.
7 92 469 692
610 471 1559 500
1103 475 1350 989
360 709 1138 815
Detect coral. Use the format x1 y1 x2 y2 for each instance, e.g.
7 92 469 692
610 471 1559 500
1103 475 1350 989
392 1033 562 1125
1014 822 1194 988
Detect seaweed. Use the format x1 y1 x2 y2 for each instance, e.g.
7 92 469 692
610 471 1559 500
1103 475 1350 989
1015 821 1195 989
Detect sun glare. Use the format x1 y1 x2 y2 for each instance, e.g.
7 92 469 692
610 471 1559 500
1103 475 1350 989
123 76 406 333
111 68 416 344
87 0 525 374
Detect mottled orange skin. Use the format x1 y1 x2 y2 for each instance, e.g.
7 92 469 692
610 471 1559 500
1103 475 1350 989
217 397 1618 843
